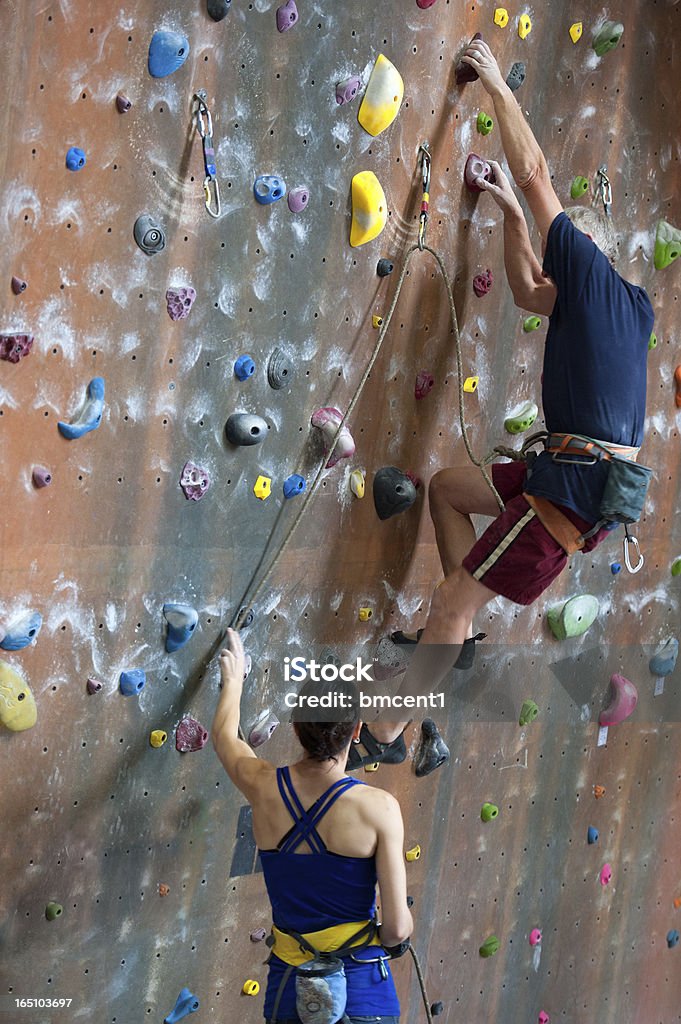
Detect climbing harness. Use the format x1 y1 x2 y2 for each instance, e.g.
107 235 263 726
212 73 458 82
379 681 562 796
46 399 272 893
597 165 612 217
193 91 221 218
418 142 431 250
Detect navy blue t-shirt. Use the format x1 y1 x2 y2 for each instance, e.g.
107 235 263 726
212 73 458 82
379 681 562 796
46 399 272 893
524 212 654 523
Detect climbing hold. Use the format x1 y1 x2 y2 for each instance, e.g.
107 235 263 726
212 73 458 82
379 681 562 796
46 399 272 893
86 677 103 694
479 935 500 958
463 377 479 393
253 475 272 500
570 176 589 199
350 171 388 247
518 699 539 726
373 467 417 520
599 863 612 886
32 466 52 488
648 332 657 351
239 607 254 629
45 902 63 921
476 111 494 136
493 9 509 28
430 1002 444 1016
538 1014 550 1024
414 719 450 777
0 611 42 651
243 654 252 680
57 377 105 440
672 558 681 577
159 883 170 896
234 355 256 381
465 153 495 193
148 30 190 79
119 669 146 696
65 146 86 171
267 348 293 389
649 638 678 677
654 219 681 270
248 708 279 747
207 0 231 21
587 826 599 844
150 730 167 748
593 784 606 799
592 21 624 57
547 594 599 640
350 469 365 499
405 845 421 862
287 186 309 213
518 14 532 39
610 562 622 574
179 461 211 501
164 987 199 1023
377 258 394 276
415 371 435 400
668 930 680 948
569 21 582 43
674 365 681 408
250 927 267 942
254 175 286 205
358 607 373 622
364 762 380 773
166 287 196 321
276 0 298 32
176 716 209 753
242 980 260 996
225 413 268 447
455 33 483 84
506 61 526 92
529 929 542 946
0 660 37 731
283 474 306 498
163 603 198 653
116 93 132 113
481 803 499 822
357 54 404 137
504 400 538 435
599 673 638 726
372 315 384 329
11 276 27 294
0 333 33 363
473 269 494 296
310 407 356 468
133 214 166 256
674 897 681 909
336 76 361 105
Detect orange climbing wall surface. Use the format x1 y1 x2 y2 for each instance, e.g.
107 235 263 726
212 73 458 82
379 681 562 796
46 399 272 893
1 1 680 1022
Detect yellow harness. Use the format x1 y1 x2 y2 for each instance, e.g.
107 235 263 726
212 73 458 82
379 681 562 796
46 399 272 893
270 920 382 967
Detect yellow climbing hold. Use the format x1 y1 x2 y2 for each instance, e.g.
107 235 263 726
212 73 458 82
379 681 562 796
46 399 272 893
358 607 373 622
405 845 421 862
150 730 167 748
494 7 509 28
350 171 388 247
372 315 384 329
357 54 404 137
364 761 380 773
0 659 37 731
254 475 272 500
350 469 366 499
569 21 583 43
242 980 260 996
463 376 479 393
518 13 532 39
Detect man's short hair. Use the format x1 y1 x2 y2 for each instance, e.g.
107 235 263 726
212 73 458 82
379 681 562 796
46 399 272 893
564 206 618 266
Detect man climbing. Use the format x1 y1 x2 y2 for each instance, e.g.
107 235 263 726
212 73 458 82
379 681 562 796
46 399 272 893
349 37 654 775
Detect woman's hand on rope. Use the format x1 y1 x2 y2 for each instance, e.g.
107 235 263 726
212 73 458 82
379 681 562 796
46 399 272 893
220 627 245 689
475 160 523 217
460 37 507 96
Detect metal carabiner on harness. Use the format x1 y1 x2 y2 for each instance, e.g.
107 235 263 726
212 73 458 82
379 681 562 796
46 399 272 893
418 142 431 251
597 165 612 218
193 91 221 219
623 525 644 574
348 951 391 981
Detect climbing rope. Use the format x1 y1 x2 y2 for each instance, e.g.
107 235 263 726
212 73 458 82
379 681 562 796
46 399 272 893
409 944 434 1024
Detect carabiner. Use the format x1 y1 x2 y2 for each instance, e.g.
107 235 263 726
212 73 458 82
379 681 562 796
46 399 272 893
597 165 612 217
623 527 644 574
203 177 221 219
193 91 221 219
418 141 431 250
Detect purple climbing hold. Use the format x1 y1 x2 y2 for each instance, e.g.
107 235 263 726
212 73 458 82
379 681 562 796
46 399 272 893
176 715 209 752
455 33 483 84
415 371 435 400
250 927 267 942
336 76 361 105
287 186 309 213
465 153 495 193
180 462 211 501
276 0 298 32
0 333 33 364
473 269 494 296
166 287 196 321
116 93 132 113
11 276 27 294
87 677 103 694
248 709 279 747
32 466 52 489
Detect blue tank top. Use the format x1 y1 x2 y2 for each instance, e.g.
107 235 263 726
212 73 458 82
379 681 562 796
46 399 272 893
259 767 400 1020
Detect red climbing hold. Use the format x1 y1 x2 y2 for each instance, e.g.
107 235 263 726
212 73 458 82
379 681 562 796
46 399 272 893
473 269 493 296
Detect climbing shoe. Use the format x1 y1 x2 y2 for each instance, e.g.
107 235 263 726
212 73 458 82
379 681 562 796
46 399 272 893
413 719 450 777
390 630 487 670
346 723 407 771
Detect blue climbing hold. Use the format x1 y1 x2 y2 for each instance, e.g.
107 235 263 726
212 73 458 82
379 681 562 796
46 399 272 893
283 474 306 498
0 611 43 651
587 826 599 845
65 147 86 171
667 930 680 949
649 637 678 677
163 604 199 653
57 377 105 439
254 175 286 205
148 30 190 79
164 988 200 1023
234 355 256 381
119 669 146 696
610 562 621 575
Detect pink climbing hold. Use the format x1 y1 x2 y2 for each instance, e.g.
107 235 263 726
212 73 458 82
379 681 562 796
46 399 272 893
250 927 267 942
32 466 53 489
538 1013 550 1024
415 370 435 400
248 709 279 748
176 715 209 752
455 33 483 84
310 407 356 468
416 0 438 7
473 269 493 296
465 153 495 193
86 677 103 694
529 928 542 946
600 863 612 886
0 333 33 363
11 276 27 294
598 673 638 727
180 461 211 501
166 286 196 321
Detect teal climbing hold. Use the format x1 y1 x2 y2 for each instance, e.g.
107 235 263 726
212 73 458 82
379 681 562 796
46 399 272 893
654 219 681 270
547 594 599 640
649 638 678 677
504 400 538 435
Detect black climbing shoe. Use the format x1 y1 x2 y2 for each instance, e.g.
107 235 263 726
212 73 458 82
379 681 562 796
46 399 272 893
346 723 408 772
390 630 487 670
413 719 450 778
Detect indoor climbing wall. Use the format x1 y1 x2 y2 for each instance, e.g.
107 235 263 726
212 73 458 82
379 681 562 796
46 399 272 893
1 0 680 1022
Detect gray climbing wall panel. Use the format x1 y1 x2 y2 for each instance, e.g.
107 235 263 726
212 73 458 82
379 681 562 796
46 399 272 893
1 1 680 1023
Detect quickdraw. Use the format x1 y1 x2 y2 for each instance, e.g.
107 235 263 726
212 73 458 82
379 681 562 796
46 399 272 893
194 90 221 218
597 164 612 217
418 141 431 250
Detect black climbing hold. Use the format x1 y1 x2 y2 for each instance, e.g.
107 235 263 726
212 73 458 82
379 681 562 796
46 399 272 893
239 607 254 629
431 1003 444 1016
267 348 293 390
455 33 483 84
373 467 417 520
377 258 394 277
406 895 414 908
133 214 166 255
225 413 268 447
207 0 231 20
414 719 450 777
506 62 526 93
116 93 132 113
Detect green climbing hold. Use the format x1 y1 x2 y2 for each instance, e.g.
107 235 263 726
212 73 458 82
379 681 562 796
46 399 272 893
547 594 599 640
570 175 589 199
672 557 681 577
476 111 494 136
479 935 501 958
481 802 499 822
45 902 63 921
504 400 538 435
592 20 624 57
648 332 657 351
654 219 681 271
523 316 542 333
519 699 539 726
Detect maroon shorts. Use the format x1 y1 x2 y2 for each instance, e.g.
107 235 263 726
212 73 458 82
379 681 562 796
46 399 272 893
461 461 611 605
